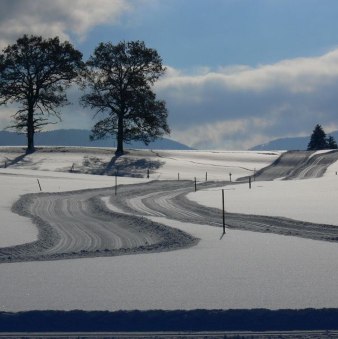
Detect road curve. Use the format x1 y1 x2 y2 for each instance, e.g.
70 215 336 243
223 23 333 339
247 150 338 181
243 151 313 181
110 180 338 243
285 150 338 179
3 150 338 263
0 186 197 263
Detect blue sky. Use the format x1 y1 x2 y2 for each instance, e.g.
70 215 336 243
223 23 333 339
1 0 338 149
79 0 338 68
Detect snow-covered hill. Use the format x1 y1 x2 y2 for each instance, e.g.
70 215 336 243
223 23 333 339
1 147 338 312
251 131 338 151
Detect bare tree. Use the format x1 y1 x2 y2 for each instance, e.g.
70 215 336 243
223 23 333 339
81 40 169 156
0 35 83 153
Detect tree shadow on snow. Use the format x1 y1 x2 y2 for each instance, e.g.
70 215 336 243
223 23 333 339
77 155 164 178
2 153 42 169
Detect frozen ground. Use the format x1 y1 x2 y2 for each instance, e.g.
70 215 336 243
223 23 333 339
2 219 338 311
0 147 277 249
190 151 338 226
0 147 279 180
1 147 338 311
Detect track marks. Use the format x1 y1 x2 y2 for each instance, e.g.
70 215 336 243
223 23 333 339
3 150 338 264
251 150 338 181
1 187 197 263
111 180 338 244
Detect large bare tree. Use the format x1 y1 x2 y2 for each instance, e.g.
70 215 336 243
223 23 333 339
81 40 170 156
0 35 83 153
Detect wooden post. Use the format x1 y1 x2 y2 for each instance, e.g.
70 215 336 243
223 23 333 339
222 189 225 234
206 172 208 182
194 177 197 192
37 179 42 192
115 172 117 196
229 173 232 182
4 161 7 168
249 176 252 189
147 169 150 179
253 168 256 181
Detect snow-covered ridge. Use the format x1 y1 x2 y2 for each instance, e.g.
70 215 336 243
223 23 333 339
0 146 280 181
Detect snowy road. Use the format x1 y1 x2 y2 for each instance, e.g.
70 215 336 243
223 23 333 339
285 150 338 179
0 187 197 263
2 150 338 263
252 150 338 180
110 180 338 242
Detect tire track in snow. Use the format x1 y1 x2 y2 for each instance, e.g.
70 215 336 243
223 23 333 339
110 179 338 244
3 150 338 264
0 187 197 263
285 150 338 180
249 150 338 181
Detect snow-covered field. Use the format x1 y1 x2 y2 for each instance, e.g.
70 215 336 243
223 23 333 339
190 164 338 226
1 147 338 311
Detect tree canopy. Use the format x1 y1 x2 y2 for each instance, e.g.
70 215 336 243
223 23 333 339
307 124 338 150
0 35 83 153
81 40 169 155
327 135 338 149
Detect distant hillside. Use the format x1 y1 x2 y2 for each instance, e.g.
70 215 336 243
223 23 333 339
251 131 338 151
0 129 193 150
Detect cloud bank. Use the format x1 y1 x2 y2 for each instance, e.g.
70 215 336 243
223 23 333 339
0 0 132 46
2 48 338 150
156 49 338 149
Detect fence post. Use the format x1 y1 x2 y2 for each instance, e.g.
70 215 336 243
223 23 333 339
147 169 150 179
229 173 232 182
249 176 252 189
222 189 225 234
194 177 197 192
115 172 117 196
37 179 42 192
206 172 208 182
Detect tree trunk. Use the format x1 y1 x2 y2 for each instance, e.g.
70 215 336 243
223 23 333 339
115 115 124 156
26 107 35 154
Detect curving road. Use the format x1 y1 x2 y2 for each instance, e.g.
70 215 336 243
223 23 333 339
109 180 338 243
285 150 338 179
249 150 338 181
2 150 338 263
0 186 197 263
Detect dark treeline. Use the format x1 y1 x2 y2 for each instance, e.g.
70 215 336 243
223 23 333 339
308 124 338 150
1 309 338 332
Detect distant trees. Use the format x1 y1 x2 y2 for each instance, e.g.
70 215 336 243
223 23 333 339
81 40 169 156
327 135 338 149
307 124 338 150
0 35 83 153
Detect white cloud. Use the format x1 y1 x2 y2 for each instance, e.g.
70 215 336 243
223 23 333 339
0 0 133 47
156 48 338 149
172 118 274 150
0 105 22 130
158 49 338 94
